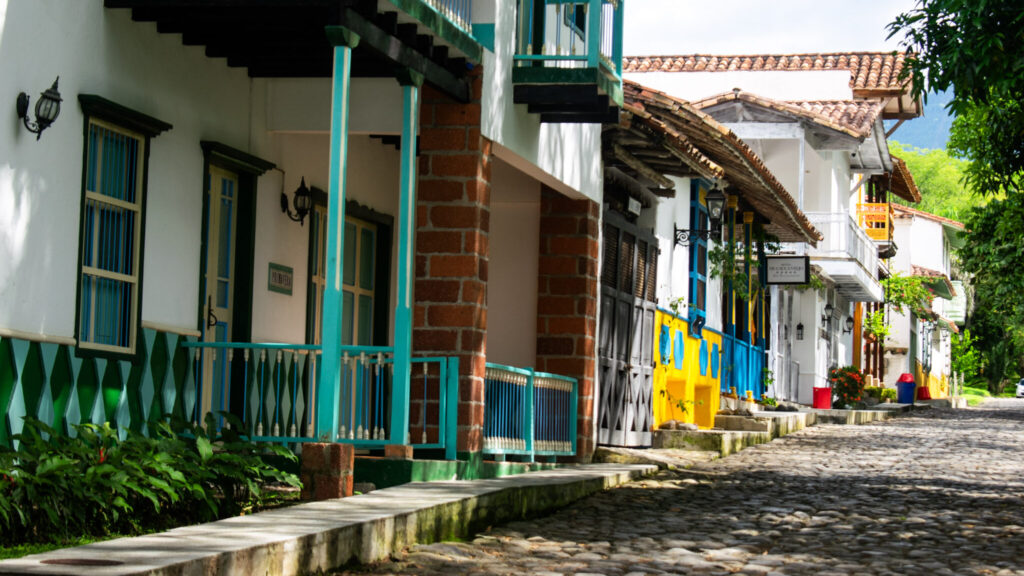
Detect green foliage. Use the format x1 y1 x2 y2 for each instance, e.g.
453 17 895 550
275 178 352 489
888 1 1024 116
828 366 867 409
862 309 891 343
982 340 1017 396
951 329 983 380
889 1 1024 198
0 414 299 548
864 386 897 402
882 273 935 318
708 239 760 302
948 98 1024 196
888 141 979 221
760 396 778 408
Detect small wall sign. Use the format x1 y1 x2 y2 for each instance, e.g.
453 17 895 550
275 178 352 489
268 263 294 295
766 255 810 285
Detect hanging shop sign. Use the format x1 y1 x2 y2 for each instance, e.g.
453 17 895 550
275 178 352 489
765 255 810 285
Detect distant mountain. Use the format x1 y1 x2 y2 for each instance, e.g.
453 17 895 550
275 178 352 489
884 90 954 151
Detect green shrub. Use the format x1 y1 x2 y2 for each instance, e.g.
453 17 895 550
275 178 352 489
0 413 300 548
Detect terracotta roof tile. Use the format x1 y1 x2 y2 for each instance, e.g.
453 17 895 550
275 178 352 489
624 52 910 94
892 203 965 229
689 91 884 139
615 80 822 245
889 156 922 203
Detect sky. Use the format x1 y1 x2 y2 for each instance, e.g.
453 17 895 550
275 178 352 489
624 0 919 56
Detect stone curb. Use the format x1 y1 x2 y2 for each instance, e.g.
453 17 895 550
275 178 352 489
0 464 656 576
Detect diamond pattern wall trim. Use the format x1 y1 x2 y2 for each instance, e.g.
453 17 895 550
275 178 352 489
0 329 197 447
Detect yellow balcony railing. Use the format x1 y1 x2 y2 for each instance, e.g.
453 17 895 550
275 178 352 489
856 203 893 242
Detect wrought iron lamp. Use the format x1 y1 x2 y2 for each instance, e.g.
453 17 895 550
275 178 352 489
796 323 804 340
281 177 312 225
674 185 727 247
843 316 855 333
822 303 834 327
16 77 62 140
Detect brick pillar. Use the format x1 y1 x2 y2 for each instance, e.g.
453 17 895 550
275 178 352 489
413 68 491 455
535 186 600 462
300 443 354 500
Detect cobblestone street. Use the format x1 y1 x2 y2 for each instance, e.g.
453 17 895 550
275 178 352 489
341 401 1024 575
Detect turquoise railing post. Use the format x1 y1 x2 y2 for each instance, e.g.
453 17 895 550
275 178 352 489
524 368 535 462
445 356 459 460
318 31 359 441
612 0 624 77
390 69 423 445
586 0 601 68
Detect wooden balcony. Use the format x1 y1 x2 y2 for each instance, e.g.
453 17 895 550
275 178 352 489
513 0 623 123
857 202 893 243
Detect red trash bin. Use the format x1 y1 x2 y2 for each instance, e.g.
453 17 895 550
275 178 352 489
812 386 833 409
917 384 932 400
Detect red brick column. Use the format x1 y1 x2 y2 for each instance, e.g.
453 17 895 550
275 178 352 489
300 443 354 500
535 186 600 462
413 68 491 454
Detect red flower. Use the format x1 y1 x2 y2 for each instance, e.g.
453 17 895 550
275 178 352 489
98 447 106 464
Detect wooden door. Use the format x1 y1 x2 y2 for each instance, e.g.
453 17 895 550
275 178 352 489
597 213 657 447
201 166 239 417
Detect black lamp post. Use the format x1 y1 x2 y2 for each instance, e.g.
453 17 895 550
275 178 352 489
281 177 312 225
16 77 62 140
674 185 727 247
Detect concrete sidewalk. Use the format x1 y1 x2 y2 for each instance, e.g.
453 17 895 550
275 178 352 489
0 464 655 576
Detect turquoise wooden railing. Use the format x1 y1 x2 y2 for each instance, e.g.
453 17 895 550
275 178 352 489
483 363 577 460
514 0 623 80
719 335 765 400
181 342 458 459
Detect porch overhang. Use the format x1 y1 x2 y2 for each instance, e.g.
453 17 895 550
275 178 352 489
815 258 884 302
104 0 480 102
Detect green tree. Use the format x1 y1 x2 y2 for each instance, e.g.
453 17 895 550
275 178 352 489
888 141 979 221
888 0 1024 196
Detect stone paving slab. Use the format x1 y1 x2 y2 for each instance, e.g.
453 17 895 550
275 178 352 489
0 464 655 576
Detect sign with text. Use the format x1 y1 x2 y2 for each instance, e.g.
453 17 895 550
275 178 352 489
268 262 294 295
766 256 810 285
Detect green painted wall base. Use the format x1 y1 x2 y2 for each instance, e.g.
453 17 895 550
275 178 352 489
354 451 561 489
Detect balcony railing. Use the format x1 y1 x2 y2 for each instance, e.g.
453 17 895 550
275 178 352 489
856 203 893 242
181 342 458 458
800 211 879 274
483 363 578 460
423 0 472 33
514 0 623 85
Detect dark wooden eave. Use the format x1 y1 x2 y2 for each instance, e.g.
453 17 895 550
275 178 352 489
104 0 479 102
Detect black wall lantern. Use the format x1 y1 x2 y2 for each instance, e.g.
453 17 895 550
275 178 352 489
16 77 62 140
822 303 834 327
843 316 855 333
796 323 804 340
281 177 312 225
674 185 727 247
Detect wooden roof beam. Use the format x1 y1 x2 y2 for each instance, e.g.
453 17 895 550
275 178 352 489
612 144 674 190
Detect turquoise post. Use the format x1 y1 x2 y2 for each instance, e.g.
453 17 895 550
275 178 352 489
391 70 423 445
445 356 459 461
587 0 601 68
524 369 535 462
317 33 359 441
612 0 625 77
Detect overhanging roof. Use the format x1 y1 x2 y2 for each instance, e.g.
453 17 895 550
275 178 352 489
610 81 822 245
912 264 956 300
890 156 922 203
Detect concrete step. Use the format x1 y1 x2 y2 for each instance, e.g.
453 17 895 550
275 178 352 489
714 411 816 439
652 428 773 457
592 446 720 470
0 464 656 576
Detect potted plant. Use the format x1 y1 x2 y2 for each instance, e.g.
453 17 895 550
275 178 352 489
829 365 867 409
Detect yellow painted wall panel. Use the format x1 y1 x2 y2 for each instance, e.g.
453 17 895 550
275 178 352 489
653 310 722 430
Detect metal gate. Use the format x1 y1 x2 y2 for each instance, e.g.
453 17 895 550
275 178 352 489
597 213 657 447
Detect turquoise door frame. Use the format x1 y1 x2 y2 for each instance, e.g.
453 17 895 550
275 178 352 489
317 38 357 440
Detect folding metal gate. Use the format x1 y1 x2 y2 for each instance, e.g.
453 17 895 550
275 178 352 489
597 213 657 447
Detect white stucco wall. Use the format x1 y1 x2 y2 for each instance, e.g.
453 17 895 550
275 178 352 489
488 158 540 368
624 70 853 103
480 0 602 204
0 1 252 339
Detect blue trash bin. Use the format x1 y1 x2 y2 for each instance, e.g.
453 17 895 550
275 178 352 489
896 373 916 404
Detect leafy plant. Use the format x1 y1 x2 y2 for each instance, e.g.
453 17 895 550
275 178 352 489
760 395 778 408
0 413 300 548
863 309 891 343
829 366 867 409
882 273 935 318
